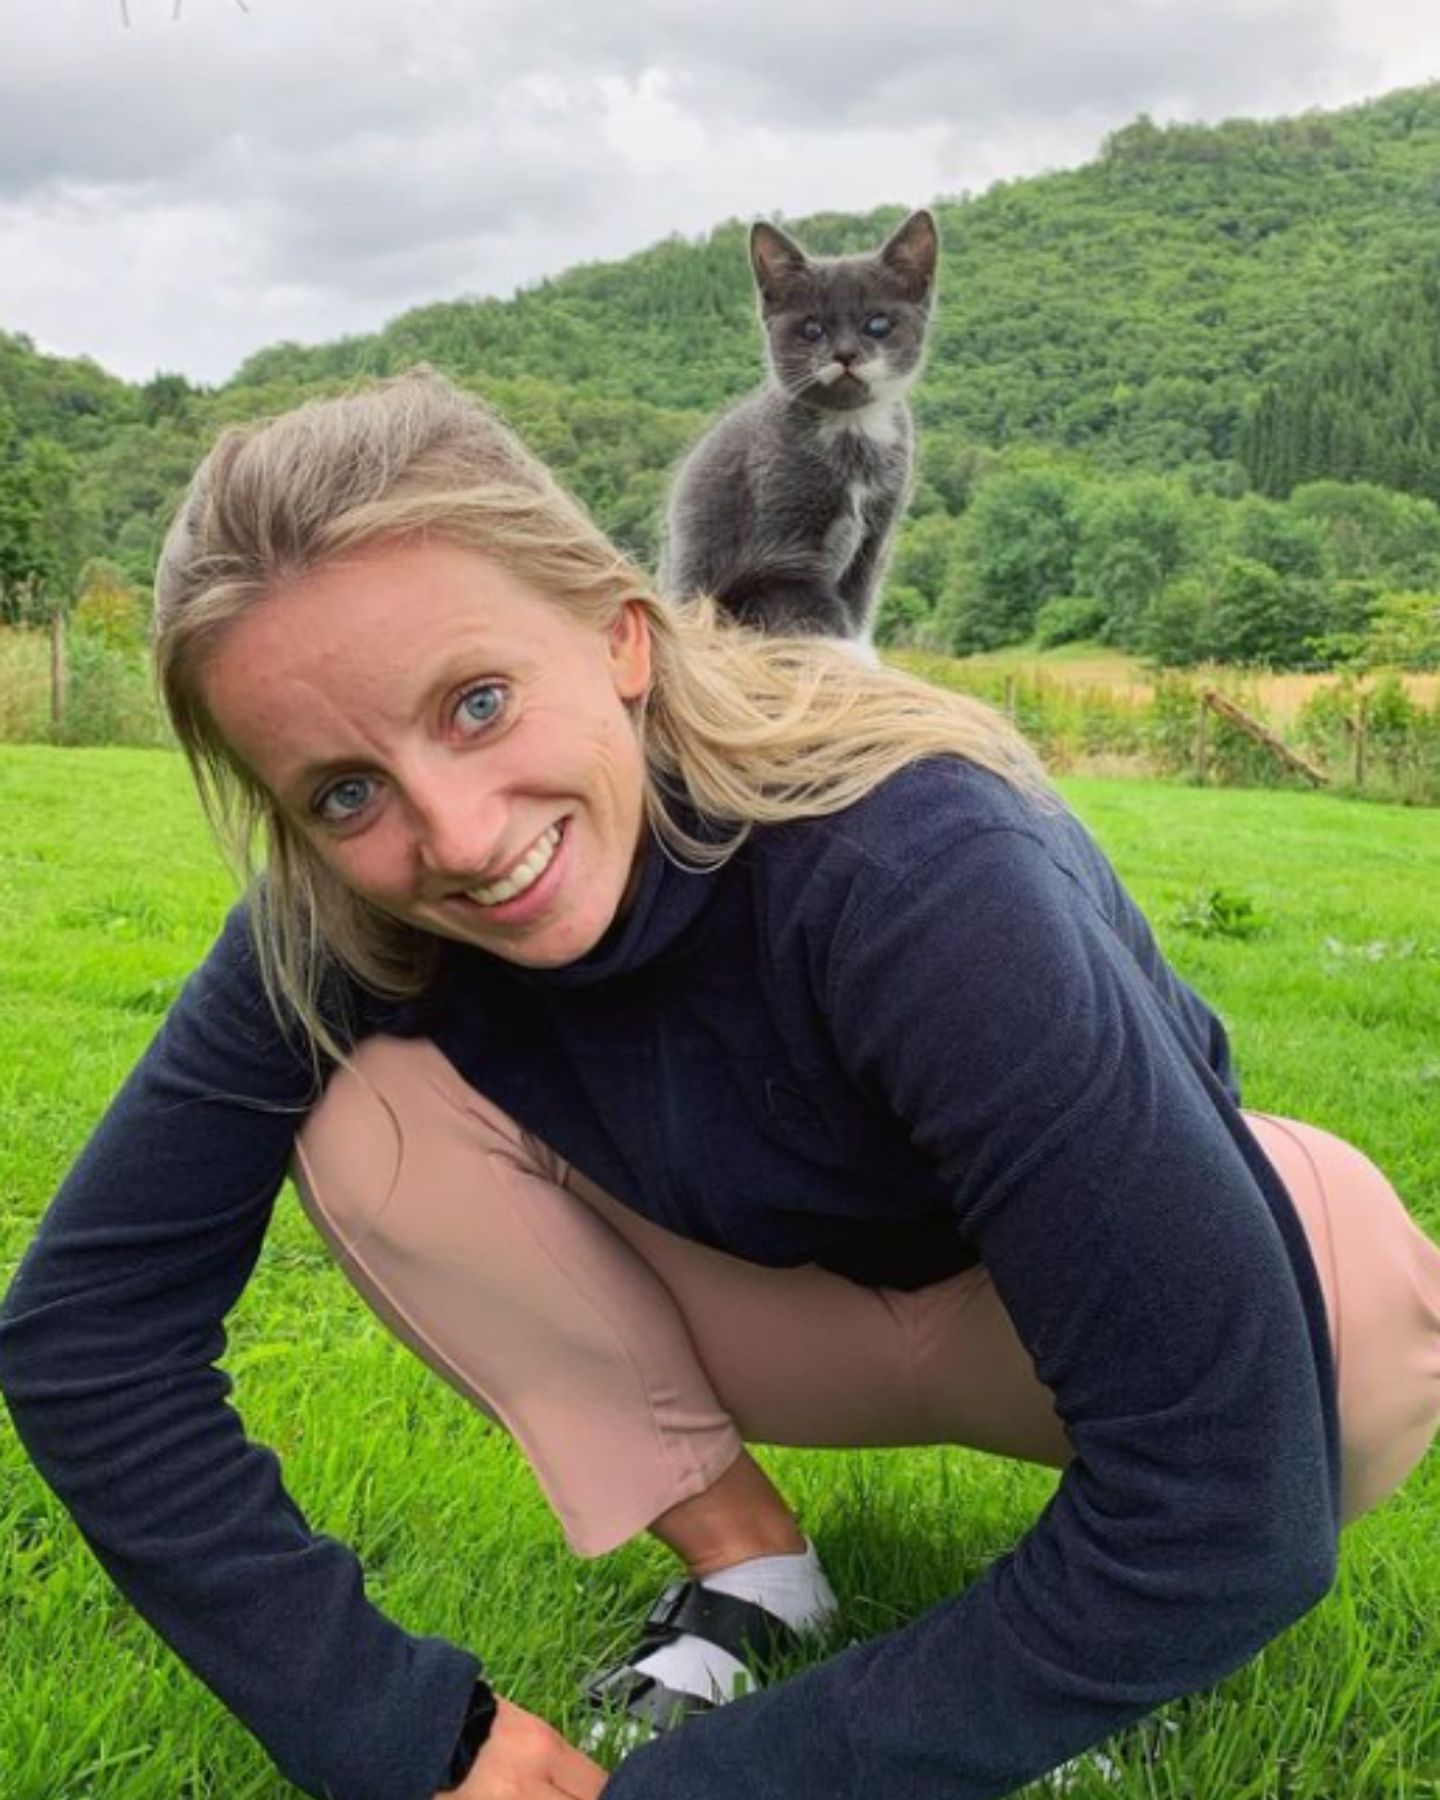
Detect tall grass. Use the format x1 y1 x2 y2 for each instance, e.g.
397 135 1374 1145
0 629 50 741
892 649 1440 804
0 627 170 748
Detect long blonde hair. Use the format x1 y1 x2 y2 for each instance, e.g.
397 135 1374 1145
154 368 1052 1053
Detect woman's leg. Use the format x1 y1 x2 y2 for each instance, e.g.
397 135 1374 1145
292 1035 751 1557
293 1034 846 1720
295 1040 1440 1553
293 1035 978 1559
1241 1112 1440 1521
889 1110 1440 1525
544 1111 1440 1528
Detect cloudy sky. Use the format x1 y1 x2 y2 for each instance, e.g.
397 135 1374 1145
2 0 1438 388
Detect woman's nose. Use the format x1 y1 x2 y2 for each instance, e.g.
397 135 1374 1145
409 764 507 884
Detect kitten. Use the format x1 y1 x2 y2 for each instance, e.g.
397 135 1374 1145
659 209 938 655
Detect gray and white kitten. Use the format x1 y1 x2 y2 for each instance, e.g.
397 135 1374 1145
659 209 938 654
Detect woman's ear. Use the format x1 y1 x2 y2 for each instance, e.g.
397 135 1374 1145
608 599 652 702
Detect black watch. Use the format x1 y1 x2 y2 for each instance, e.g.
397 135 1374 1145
440 1677 498 1792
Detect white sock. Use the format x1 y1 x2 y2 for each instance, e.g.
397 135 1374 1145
700 1538 838 1633
630 1540 838 1705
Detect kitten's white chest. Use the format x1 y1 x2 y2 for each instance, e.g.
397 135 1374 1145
823 478 873 573
816 398 906 450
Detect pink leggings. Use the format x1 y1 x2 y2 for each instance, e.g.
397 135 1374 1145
293 1036 1440 1555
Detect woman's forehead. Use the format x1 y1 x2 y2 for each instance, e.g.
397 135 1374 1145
199 542 572 776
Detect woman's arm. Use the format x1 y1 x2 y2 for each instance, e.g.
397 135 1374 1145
0 907 480 1800
605 820 1339 1799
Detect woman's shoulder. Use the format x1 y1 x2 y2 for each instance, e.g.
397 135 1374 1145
738 758 1085 975
169 900 401 1084
762 755 1058 885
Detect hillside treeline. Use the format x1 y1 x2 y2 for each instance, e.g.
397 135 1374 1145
5 81 1440 674
887 467 1440 670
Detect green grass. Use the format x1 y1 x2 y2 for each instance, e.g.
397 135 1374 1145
2 745 1439 1798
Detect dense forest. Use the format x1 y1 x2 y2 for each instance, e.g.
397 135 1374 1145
4 81 1440 672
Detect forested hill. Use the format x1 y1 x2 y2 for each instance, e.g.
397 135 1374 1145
223 81 1440 471
6 81 1440 668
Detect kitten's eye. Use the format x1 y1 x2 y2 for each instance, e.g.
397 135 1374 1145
799 318 826 343
455 680 508 736
314 775 375 825
864 313 894 339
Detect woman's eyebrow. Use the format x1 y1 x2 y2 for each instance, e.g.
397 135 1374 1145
276 650 531 804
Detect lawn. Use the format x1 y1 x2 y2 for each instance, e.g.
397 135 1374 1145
2 745 1438 1798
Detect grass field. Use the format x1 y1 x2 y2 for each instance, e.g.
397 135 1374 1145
2 744 1439 1799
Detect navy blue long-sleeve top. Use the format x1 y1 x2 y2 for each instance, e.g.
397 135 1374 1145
0 757 1340 1800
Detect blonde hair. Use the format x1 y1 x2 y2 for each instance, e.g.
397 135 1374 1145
154 368 1052 1054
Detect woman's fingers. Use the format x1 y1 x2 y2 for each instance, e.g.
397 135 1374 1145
442 1696 610 1800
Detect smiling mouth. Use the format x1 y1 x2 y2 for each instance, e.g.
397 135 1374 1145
465 821 564 907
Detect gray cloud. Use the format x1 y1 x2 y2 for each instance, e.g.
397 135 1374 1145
0 0 1375 202
471 0 1373 129
247 128 617 294
0 0 1417 382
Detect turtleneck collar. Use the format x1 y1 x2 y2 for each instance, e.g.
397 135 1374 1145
431 814 725 996
515 823 719 987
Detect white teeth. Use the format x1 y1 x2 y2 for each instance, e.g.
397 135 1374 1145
468 824 561 907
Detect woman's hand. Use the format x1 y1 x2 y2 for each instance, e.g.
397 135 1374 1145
438 1696 609 1799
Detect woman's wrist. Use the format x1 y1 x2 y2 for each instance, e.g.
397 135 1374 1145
438 1677 499 1791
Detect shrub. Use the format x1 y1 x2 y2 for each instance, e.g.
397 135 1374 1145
71 586 147 651
1033 596 1109 649
57 635 169 748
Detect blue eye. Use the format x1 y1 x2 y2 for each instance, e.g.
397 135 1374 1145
864 313 894 339
456 680 507 735
315 775 375 824
799 318 826 343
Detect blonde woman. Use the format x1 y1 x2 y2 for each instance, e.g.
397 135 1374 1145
3 370 1438 1800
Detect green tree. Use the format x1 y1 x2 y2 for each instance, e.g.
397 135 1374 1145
888 513 967 609
25 436 91 604
1140 574 1215 667
955 463 1088 647
1033 595 1109 648
1364 592 1440 669
1224 494 1331 580
1288 480 1440 584
71 558 147 648
1206 555 1331 666
874 583 932 648
910 435 994 515
0 418 52 621
1072 476 1204 647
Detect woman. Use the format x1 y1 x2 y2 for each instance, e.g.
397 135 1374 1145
2 370 1438 1800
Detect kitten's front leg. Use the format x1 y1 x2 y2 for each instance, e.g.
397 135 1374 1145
837 489 904 639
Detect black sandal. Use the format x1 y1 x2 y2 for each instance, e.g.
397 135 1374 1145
582 1577 803 1738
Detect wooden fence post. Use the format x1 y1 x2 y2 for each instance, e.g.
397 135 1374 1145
49 607 68 738
1194 694 1208 785
1354 689 1368 791
1200 688 1330 787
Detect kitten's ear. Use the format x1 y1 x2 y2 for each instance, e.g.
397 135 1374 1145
750 221 810 302
880 210 938 303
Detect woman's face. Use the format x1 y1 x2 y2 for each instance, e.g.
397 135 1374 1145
201 536 653 969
